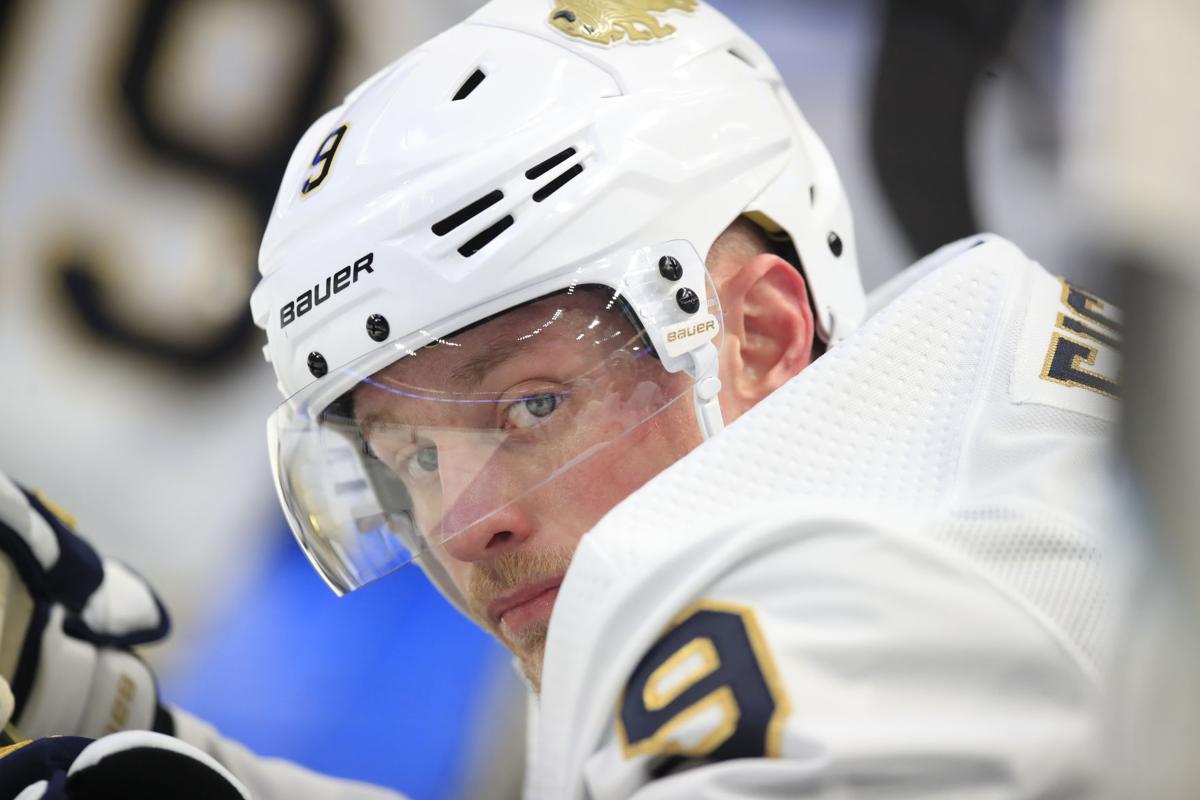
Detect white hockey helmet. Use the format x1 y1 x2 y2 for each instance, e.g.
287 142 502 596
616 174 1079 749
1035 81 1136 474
251 0 864 597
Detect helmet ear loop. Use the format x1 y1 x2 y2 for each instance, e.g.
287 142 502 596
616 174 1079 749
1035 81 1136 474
687 343 724 440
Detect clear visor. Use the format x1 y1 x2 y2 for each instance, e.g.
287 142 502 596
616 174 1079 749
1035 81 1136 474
271 252 720 594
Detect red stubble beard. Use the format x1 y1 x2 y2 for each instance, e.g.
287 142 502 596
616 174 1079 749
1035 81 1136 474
464 545 575 691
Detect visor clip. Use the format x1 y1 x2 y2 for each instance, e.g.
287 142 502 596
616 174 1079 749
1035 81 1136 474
676 287 700 314
827 231 844 257
366 314 390 342
307 351 328 378
658 255 683 281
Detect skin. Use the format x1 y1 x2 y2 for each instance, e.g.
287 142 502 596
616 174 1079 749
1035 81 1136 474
353 220 817 689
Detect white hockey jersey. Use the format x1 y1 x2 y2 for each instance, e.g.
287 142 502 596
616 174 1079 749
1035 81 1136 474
524 235 1122 799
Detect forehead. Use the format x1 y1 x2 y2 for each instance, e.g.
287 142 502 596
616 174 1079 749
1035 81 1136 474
360 288 631 394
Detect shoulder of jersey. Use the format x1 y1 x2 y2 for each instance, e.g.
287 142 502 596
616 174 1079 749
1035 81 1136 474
871 234 1120 423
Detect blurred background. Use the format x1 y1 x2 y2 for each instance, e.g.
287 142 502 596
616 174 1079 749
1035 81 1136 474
0 1 1194 798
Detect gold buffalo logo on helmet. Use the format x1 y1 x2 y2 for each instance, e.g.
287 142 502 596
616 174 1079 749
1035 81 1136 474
548 0 699 46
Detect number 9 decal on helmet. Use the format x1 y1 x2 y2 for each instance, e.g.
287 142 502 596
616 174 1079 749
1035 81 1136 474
301 123 349 197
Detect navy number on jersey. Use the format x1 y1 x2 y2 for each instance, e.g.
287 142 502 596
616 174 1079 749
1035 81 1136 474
1040 280 1120 398
617 600 790 761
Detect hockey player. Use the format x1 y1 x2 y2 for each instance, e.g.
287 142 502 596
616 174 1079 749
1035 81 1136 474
0 1 1120 797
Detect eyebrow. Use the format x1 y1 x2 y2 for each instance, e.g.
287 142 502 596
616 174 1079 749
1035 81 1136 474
352 338 530 435
447 305 570 386
448 337 525 387
354 407 393 444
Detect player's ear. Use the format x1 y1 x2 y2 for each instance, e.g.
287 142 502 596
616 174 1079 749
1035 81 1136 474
716 252 815 420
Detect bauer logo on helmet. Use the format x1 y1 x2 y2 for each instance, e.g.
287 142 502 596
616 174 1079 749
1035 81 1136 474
280 252 375 329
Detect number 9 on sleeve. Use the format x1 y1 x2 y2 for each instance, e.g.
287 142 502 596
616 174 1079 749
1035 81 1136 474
617 600 791 762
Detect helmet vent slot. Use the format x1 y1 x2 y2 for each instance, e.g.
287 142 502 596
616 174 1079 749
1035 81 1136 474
727 48 756 70
457 215 514 257
452 68 487 101
532 164 584 203
525 147 577 180
432 190 504 236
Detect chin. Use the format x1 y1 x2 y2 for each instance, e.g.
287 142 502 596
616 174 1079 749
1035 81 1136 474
511 629 549 693
521 655 544 694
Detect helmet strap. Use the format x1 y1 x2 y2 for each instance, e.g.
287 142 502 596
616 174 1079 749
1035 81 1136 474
687 344 725 440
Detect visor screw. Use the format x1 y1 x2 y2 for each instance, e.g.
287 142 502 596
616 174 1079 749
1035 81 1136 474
658 255 683 281
827 231 844 258
366 314 390 342
307 351 328 378
676 287 700 314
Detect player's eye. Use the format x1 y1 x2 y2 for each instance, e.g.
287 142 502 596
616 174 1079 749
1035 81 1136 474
406 446 439 477
505 393 558 430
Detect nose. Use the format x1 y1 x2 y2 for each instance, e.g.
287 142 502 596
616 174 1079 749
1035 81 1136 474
433 435 535 564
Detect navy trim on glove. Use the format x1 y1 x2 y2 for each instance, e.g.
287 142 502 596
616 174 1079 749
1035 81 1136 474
0 736 92 799
21 490 104 612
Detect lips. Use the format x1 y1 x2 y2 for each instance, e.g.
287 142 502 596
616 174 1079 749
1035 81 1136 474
487 576 563 637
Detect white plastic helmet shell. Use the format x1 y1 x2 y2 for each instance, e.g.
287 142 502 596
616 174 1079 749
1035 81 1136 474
251 0 864 405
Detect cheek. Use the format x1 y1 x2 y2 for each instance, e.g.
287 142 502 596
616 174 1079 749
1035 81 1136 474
531 393 700 535
441 558 474 599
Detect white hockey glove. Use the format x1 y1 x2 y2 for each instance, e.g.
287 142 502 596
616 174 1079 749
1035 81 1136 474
0 730 250 800
0 474 170 741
